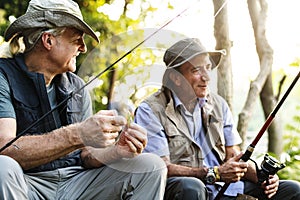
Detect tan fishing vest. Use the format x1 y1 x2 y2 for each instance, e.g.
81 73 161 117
144 89 226 167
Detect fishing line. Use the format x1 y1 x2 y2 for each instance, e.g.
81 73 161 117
1 0 228 153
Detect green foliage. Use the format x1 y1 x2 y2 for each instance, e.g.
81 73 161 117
74 0 172 113
0 0 29 36
289 58 300 67
0 0 171 114
277 105 300 181
78 28 163 112
278 58 300 181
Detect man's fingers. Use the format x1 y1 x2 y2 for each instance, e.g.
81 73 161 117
233 152 243 161
125 128 147 147
124 133 144 153
111 116 126 126
124 139 139 155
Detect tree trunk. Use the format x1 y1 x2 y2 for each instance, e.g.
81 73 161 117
237 0 282 156
212 0 234 111
237 0 271 147
260 76 283 155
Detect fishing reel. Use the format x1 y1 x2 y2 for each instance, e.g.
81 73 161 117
256 154 285 185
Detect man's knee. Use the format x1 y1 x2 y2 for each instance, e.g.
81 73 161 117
0 155 23 181
178 177 206 194
135 153 167 173
0 155 28 199
283 180 300 191
108 153 167 174
165 177 207 200
279 180 300 198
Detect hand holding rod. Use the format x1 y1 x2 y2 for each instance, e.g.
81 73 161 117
214 69 300 200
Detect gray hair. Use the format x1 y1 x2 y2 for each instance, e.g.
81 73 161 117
8 27 66 56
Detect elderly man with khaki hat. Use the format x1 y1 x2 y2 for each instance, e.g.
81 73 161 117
134 38 300 200
0 0 167 199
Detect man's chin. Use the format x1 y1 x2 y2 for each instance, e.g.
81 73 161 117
196 90 207 98
68 65 77 73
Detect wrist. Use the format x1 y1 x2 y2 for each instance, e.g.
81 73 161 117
61 124 84 148
205 167 216 184
198 167 208 180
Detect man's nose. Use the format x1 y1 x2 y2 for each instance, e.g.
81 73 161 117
200 71 210 81
78 38 87 53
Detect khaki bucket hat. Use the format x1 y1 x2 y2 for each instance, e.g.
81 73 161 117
163 38 226 69
4 0 99 43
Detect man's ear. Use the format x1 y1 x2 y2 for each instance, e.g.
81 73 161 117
169 70 182 86
41 33 52 50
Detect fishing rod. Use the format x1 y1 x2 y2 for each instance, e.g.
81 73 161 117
214 69 300 200
0 5 193 153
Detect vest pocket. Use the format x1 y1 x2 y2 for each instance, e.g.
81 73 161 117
167 134 194 165
11 83 40 134
66 95 83 123
13 97 40 134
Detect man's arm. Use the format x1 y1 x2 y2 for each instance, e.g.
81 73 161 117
162 152 249 184
0 118 83 170
161 156 208 180
0 110 126 170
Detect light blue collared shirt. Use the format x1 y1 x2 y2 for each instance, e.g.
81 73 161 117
135 92 243 198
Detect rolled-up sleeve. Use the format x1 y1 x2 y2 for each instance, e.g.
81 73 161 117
134 102 170 157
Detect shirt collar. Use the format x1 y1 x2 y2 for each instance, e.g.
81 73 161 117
172 92 183 108
198 97 207 107
172 91 208 110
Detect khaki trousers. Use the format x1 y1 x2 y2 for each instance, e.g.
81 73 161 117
0 153 167 200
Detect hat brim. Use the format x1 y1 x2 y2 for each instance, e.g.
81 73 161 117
4 10 99 43
167 49 226 69
209 50 226 69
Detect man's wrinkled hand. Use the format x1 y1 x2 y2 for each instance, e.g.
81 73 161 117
219 152 248 183
115 123 147 158
78 110 126 148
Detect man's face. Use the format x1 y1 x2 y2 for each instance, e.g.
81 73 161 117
49 27 87 73
177 53 212 98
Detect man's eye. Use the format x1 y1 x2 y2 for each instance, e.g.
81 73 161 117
192 68 201 73
205 65 212 71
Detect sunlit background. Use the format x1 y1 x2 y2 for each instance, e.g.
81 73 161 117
97 0 300 119
1 0 300 172
92 0 300 160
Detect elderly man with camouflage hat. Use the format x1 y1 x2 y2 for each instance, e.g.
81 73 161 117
134 38 300 200
0 0 167 199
